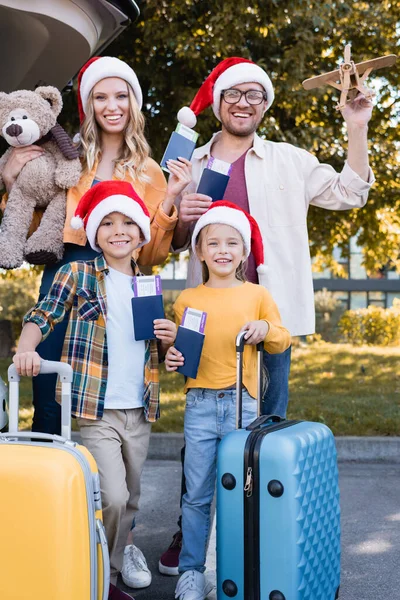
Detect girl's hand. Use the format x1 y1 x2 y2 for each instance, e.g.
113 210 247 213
154 319 177 346
165 157 192 199
165 346 184 372
240 320 269 345
13 351 41 377
2 146 44 193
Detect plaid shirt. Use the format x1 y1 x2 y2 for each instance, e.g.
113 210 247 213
24 255 160 421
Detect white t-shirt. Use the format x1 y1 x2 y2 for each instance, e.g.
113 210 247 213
104 267 145 409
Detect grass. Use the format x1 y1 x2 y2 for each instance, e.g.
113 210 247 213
1 342 400 436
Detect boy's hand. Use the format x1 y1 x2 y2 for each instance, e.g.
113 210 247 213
240 320 269 345
165 346 184 372
154 319 177 346
13 351 41 377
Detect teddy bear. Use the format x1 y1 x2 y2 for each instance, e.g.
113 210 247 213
0 86 81 268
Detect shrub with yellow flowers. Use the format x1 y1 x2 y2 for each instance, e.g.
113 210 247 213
338 299 400 346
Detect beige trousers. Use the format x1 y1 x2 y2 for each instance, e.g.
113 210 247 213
77 408 151 582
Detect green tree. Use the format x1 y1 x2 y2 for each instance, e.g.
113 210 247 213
62 0 400 273
0 267 41 341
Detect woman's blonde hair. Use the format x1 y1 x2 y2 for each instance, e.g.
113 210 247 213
80 83 150 182
196 224 248 284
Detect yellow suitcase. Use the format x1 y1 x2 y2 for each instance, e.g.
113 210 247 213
0 360 110 600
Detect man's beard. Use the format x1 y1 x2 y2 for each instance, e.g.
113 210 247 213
221 113 264 137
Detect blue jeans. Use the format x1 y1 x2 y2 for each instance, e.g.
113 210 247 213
262 345 292 418
179 387 257 574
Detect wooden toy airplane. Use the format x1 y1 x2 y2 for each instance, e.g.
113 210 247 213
302 44 397 109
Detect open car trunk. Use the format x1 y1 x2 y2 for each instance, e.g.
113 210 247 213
0 0 139 92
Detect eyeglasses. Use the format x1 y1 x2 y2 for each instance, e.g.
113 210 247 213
221 88 267 105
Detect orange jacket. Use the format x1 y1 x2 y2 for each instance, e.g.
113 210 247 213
64 158 177 266
1 158 177 267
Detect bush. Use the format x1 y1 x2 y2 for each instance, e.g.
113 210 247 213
338 300 400 346
314 288 345 342
0 268 41 341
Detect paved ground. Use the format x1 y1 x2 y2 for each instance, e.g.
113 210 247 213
119 460 400 600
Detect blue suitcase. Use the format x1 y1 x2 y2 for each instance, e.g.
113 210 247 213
216 333 341 600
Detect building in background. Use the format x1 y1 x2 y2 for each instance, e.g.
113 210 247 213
313 238 400 310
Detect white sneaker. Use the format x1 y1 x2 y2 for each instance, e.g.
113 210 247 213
175 570 215 600
121 544 152 589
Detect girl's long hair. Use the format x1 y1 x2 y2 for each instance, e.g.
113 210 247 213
80 83 150 182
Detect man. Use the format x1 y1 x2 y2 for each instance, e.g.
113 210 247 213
159 56 373 584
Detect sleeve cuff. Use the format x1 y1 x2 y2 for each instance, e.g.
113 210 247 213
341 161 375 193
23 312 51 339
155 203 178 230
263 320 273 341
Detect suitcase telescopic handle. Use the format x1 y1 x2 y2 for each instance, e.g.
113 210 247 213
235 331 264 429
96 519 111 600
7 360 73 440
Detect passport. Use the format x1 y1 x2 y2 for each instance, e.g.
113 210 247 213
131 295 165 341
160 124 199 173
197 168 230 201
175 326 205 379
196 157 232 201
131 276 165 341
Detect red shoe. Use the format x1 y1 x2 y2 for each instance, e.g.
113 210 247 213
108 583 134 599
158 530 182 576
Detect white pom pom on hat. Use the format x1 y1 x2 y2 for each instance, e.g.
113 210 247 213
191 200 268 274
177 56 274 127
177 106 198 129
70 216 84 230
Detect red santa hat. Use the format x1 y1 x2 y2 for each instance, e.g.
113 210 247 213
192 200 267 275
177 57 274 129
77 56 143 123
71 181 150 251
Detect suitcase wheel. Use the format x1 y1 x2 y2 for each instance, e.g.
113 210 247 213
221 473 236 490
222 580 238 597
269 592 285 600
267 480 284 498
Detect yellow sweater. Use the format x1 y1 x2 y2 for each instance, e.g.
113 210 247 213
173 282 291 398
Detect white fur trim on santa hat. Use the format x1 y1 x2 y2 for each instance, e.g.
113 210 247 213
80 57 143 116
192 206 252 258
212 62 274 120
177 106 197 128
85 195 151 252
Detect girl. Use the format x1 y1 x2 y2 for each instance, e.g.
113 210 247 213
1 56 190 597
165 201 291 600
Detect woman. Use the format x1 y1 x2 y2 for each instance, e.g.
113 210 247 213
2 56 191 600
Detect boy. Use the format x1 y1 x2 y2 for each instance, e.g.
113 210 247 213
13 181 177 600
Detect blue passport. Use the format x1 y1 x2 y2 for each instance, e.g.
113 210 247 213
131 295 165 341
175 326 205 379
197 167 230 201
160 124 199 172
